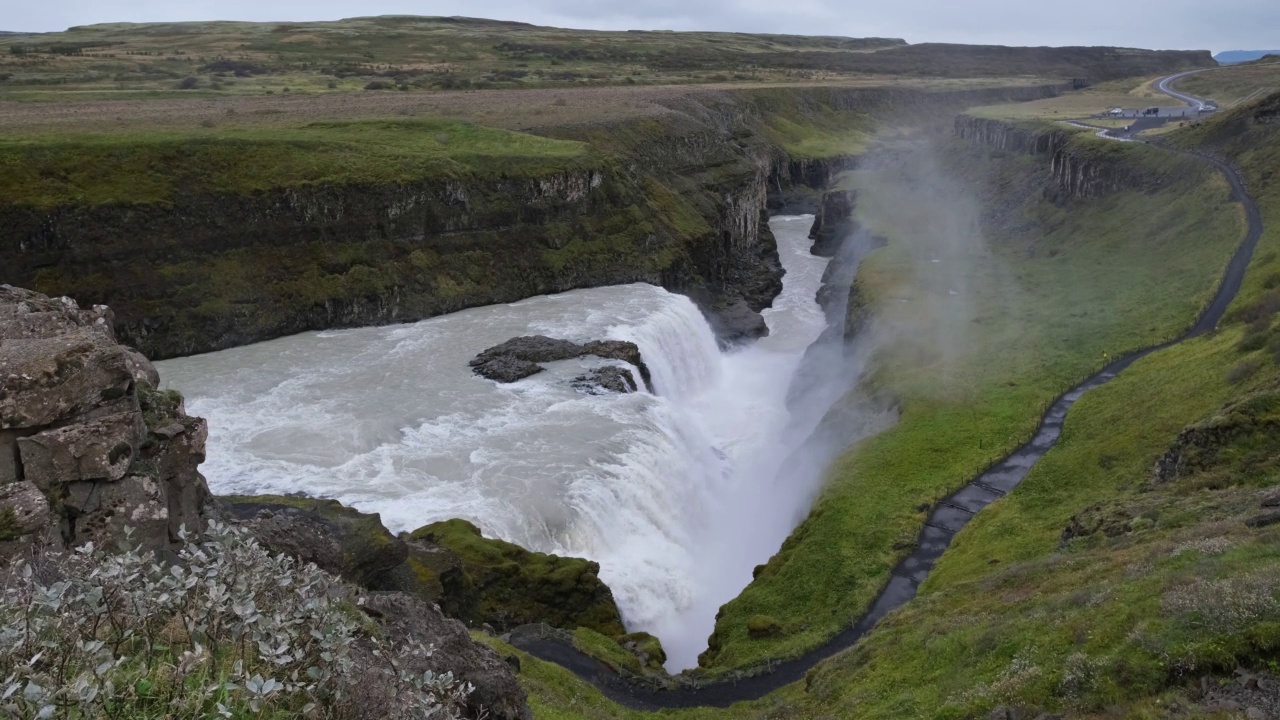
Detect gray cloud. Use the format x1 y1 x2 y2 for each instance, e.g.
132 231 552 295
3 0 1276 53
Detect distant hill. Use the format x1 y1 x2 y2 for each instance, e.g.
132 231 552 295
1215 50 1280 64
0 16 1215 98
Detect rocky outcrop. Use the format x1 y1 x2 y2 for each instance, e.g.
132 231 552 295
0 285 209 558
220 495 410 588
220 494 628 638
954 115 1135 200
470 335 652 390
359 592 533 720
408 519 626 637
1049 147 1132 199
953 115 1069 155
572 366 639 394
808 187 859 257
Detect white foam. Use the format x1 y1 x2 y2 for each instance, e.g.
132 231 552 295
158 216 838 671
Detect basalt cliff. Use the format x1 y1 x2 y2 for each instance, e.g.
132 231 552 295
2 84 1067 359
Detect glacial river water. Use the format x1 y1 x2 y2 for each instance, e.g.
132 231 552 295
158 215 838 669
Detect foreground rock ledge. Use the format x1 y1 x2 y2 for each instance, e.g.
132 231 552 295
0 284 209 557
0 286 534 720
469 334 653 391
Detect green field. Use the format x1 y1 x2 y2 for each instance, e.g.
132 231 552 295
1173 61 1280 108
0 118 592 208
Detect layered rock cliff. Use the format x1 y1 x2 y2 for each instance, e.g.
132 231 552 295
953 114 1136 199
2 83 1069 360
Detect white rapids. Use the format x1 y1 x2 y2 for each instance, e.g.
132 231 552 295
158 215 838 670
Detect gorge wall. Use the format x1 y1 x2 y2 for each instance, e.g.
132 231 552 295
953 114 1139 198
1 83 1067 359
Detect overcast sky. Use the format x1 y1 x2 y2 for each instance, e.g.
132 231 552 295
4 0 1277 53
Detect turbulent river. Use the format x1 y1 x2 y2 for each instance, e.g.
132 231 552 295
158 215 842 669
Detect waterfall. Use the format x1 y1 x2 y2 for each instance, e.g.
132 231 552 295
156 215 854 673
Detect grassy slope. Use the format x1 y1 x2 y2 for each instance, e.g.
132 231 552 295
0 118 590 208
696 131 1244 675
793 97 1280 719
0 16 905 97
1173 61 1280 108
0 17 1208 101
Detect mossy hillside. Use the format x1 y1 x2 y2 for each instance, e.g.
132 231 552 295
0 118 591 209
796 121 1280 713
697 131 1246 675
408 519 625 637
801 332 1280 719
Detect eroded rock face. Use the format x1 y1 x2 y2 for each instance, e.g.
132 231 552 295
219 495 409 589
0 285 210 559
470 335 653 390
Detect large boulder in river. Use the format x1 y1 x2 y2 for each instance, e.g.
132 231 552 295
469 335 652 390
0 285 209 560
408 518 626 636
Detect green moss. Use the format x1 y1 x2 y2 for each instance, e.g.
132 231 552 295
138 385 184 430
0 506 20 541
409 519 625 636
572 628 643 675
745 615 781 639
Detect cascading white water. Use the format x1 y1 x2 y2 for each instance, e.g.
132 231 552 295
156 215 838 671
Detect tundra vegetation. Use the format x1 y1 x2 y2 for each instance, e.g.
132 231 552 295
1 15 1277 720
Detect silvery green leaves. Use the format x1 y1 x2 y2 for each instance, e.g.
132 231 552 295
0 521 472 718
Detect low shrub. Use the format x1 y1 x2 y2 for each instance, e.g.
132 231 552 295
0 522 471 719
1227 358 1263 384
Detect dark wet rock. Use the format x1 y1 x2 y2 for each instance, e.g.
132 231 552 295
472 335 583 366
0 287 210 557
1260 488 1280 507
471 355 544 383
1246 510 1280 528
220 495 409 589
572 366 638 394
808 188 858 257
407 518 626 636
470 335 652 390
706 296 769 346
360 592 532 720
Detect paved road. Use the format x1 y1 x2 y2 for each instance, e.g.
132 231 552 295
506 69 1262 710
1157 69 1215 111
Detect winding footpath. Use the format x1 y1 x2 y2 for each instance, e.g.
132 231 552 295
508 73 1266 710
